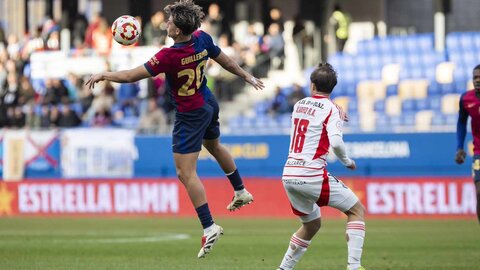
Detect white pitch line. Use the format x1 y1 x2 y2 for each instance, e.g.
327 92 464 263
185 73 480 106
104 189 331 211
71 233 190 244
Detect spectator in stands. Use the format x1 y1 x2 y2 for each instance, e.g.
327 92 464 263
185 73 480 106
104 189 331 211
91 17 112 55
2 72 19 108
455 64 480 223
0 24 5 46
38 103 52 128
287 83 307 112
18 76 36 105
91 107 113 127
138 98 167 134
46 30 60 50
208 34 244 101
268 86 289 116
57 102 81 127
44 78 69 105
78 82 94 114
203 3 226 43
144 11 168 46
264 23 285 70
266 7 284 33
64 72 82 101
84 13 102 48
329 4 351 52
72 13 89 49
49 105 59 126
24 103 40 128
10 106 25 128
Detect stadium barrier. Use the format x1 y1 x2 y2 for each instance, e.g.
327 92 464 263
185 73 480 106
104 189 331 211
0 129 473 178
0 177 475 218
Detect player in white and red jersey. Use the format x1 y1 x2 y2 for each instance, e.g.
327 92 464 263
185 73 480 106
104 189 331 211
277 63 366 270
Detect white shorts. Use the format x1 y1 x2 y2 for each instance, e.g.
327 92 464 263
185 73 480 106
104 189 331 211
282 174 359 223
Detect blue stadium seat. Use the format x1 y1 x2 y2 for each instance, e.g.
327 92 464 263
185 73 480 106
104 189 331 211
375 112 389 127
444 114 458 126
347 99 358 113
386 84 398 96
389 115 402 126
428 95 442 111
439 83 455 94
402 112 416 126
431 114 445 126
402 99 416 112
374 100 386 112
415 99 429 110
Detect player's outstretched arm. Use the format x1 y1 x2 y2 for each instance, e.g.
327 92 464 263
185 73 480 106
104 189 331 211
330 134 356 170
212 51 264 90
85 65 151 89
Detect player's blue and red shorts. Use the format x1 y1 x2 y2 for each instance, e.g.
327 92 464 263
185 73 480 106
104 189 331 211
144 30 222 153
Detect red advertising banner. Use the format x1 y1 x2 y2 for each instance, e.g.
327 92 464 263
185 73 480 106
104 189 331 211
0 177 476 218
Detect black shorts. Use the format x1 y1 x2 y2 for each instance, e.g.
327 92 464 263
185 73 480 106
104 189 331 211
172 96 220 154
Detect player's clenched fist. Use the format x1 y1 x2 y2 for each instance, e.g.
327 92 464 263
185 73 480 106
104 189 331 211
455 149 466 164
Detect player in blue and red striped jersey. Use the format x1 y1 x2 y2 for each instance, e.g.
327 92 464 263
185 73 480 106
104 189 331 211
86 0 264 257
456 64 480 223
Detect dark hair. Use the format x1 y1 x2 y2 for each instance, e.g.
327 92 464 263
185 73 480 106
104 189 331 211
164 0 204 35
310 62 337 93
474 64 480 71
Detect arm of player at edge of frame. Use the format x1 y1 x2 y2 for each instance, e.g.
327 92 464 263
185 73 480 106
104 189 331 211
85 65 152 89
212 51 265 91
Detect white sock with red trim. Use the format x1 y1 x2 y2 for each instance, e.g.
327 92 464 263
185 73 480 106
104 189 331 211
278 234 311 270
346 221 365 270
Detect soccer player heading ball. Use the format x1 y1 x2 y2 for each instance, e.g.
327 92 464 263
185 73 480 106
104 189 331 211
86 0 264 258
277 63 367 270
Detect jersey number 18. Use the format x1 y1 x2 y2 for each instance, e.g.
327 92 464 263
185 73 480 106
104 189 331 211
290 118 310 153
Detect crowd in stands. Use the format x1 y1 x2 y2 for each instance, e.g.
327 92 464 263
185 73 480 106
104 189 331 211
0 4 297 133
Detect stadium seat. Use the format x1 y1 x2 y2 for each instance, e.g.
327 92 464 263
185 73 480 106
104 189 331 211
415 110 433 131
441 94 461 114
385 95 402 116
402 99 416 112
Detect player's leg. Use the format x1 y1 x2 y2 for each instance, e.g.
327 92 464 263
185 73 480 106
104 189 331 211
174 152 223 258
278 214 321 270
203 138 253 210
344 202 366 270
475 181 480 223
278 179 321 270
328 174 366 270
202 96 252 211
472 157 480 223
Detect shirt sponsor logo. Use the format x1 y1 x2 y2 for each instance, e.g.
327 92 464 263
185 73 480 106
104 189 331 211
149 56 160 66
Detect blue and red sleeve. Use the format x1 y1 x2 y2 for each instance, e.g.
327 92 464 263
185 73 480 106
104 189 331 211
144 49 170 76
457 93 468 150
197 30 221 58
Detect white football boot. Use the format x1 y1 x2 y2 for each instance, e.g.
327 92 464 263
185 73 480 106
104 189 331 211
226 190 254 211
197 224 224 258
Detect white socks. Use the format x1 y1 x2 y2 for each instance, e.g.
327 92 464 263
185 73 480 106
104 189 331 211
346 221 366 270
278 234 311 270
234 188 246 196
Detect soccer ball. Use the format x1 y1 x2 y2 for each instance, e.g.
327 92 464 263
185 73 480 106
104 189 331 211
111 15 141 46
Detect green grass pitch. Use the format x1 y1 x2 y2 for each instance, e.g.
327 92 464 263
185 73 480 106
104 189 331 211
0 217 478 270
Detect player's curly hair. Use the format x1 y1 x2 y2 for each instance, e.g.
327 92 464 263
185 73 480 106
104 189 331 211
164 0 205 35
310 62 338 93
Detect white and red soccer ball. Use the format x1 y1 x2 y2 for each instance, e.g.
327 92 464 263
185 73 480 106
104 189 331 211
111 15 141 46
